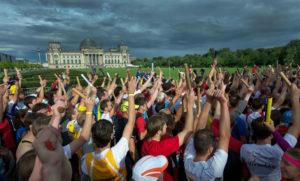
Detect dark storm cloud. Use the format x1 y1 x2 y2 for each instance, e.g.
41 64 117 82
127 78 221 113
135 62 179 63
0 0 300 62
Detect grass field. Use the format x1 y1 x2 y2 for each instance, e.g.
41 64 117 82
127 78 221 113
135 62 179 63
0 66 272 88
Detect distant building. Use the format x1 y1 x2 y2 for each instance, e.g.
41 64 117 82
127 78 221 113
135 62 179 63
42 63 49 68
16 58 30 63
0 52 16 63
46 38 130 69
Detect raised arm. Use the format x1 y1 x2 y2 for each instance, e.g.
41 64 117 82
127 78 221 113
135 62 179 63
216 90 230 153
140 71 154 93
91 74 98 85
122 78 138 141
37 79 45 103
101 76 107 88
69 89 96 155
177 89 195 146
70 85 82 106
273 82 288 109
0 84 8 123
109 87 125 118
146 79 160 109
195 89 214 130
287 83 300 138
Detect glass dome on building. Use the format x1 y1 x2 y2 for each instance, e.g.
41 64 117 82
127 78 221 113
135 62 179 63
79 38 97 49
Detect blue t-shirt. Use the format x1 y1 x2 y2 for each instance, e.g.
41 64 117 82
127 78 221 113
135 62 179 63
231 116 248 140
16 127 28 145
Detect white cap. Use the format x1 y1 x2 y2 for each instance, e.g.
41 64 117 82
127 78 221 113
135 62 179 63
132 155 168 181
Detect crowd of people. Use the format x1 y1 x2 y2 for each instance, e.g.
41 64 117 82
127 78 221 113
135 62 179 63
0 61 300 181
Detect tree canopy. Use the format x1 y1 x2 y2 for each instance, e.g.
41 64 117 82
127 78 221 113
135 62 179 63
132 40 300 67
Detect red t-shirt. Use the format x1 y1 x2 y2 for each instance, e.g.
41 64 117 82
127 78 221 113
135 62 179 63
142 135 180 157
134 113 146 134
210 118 242 154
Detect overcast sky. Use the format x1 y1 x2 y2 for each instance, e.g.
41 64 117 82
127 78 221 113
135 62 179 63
1 0 300 63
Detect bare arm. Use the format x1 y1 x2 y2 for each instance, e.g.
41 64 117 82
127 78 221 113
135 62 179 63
287 83 300 138
195 89 214 130
109 88 125 118
69 95 95 155
177 90 195 147
122 78 138 141
101 76 107 87
0 84 8 123
273 83 288 109
146 81 160 109
37 80 45 103
216 90 230 152
140 72 154 93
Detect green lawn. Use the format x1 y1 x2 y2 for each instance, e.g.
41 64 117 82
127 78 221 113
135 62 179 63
0 66 266 88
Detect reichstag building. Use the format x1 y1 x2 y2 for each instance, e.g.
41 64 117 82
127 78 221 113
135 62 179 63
47 38 130 69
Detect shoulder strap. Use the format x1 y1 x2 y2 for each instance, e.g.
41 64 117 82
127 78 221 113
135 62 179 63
21 139 33 144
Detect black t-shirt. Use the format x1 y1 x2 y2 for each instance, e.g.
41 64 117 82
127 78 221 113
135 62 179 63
112 116 128 146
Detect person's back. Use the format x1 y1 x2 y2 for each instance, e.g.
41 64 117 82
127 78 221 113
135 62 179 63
241 118 298 180
81 120 128 180
241 143 285 181
242 83 300 181
184 135 228 181
81 78 137 181
184 89 231 181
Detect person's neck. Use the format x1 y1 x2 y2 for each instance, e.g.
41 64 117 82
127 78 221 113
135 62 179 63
256 138 271 145
122 114 128 119
24 131 35 140
150 135 161 142
255 108 263 113
95 144 111 154
194 154 209 162
230 106 238 112
103 110 109 114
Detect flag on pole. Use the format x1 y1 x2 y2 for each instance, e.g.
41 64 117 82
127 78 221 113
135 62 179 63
151 59 154 71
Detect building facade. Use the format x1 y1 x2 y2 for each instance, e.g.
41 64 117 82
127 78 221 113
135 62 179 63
0 52 16 63
46 38 130 69
16 58 30 63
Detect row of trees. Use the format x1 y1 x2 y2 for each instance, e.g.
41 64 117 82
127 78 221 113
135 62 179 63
132 40 300 67
0 61 43 69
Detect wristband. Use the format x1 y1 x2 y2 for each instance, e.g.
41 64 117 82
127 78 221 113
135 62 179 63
128 93 134 96
86 112 92 115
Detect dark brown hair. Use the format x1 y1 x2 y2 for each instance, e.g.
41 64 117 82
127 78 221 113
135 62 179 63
146 115 167 138
193 129 216 156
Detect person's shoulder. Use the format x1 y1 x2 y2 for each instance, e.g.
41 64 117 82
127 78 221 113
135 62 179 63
241 144 253 152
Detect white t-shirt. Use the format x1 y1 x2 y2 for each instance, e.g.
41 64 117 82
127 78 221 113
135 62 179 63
63 144 72 159
241 133 297 181
100 113 113 123
81 137 129 175
184 138 228 181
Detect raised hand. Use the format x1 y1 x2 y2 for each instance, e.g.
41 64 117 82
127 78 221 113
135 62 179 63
85 97 95 112
263 120 276 132
214 89 227 104
33 126 64 167
206 88 215 103
0 84 8 96
127 77 138 94
2 76 9 84
87 73 92 81
186 89 195 106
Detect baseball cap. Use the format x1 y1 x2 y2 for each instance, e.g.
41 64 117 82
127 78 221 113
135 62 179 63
120 101 139 112
132 155 168 181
